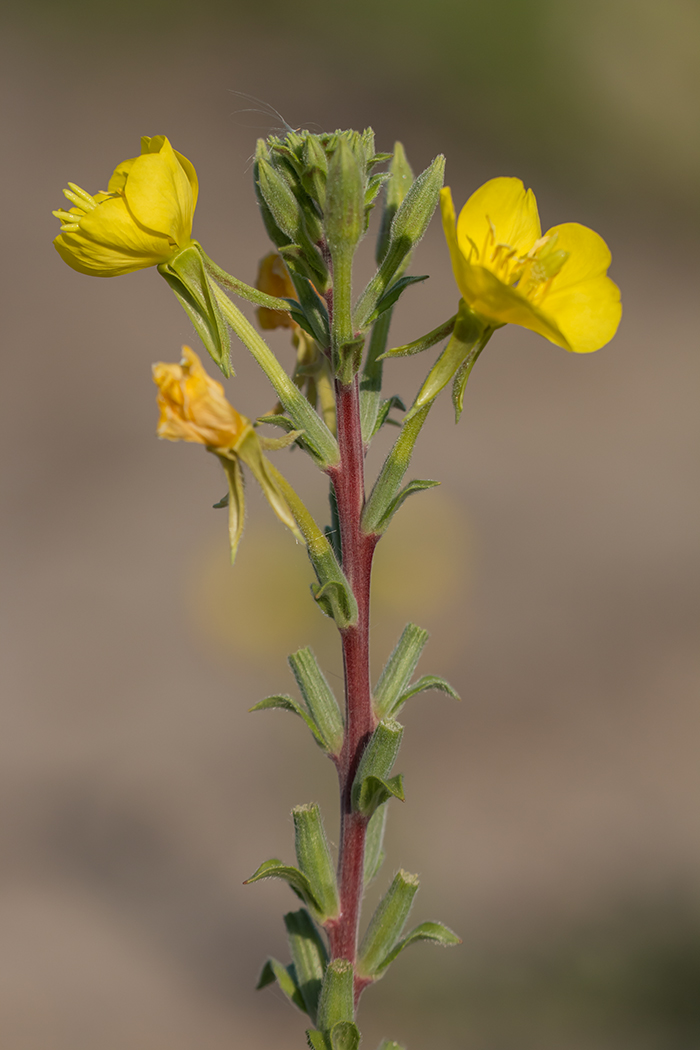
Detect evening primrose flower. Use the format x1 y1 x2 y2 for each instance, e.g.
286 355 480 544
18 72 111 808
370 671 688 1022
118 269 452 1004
441 178 621 353
53 136 198 277
153 347 301 561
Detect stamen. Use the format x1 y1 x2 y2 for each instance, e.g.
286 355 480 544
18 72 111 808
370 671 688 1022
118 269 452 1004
67 183 98 209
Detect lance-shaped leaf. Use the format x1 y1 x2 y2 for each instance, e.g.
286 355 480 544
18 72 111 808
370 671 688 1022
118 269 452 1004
284 909 328 1023
369 395 406 440
371 477 440 535
357 870 419 978
256 957 306 1013
244 858 321 912
361 404 431 536
363 803 388 887
294 804 340 921
316 958 355 1034
405 301 488 422
352 719 404 818
365 274 428 326
248 694 328 751
289 648 344 756
159 246 232 377
354 154 445 330
373 921 462 977
373 624 429 720
392 674 460 715
381 314 457 359
286 275 331 348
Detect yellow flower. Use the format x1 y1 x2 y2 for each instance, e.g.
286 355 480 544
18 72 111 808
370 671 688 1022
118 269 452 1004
255 252 297 330
153 346 249 449
53 136 198 277
441 178 621 353
153 347 301 561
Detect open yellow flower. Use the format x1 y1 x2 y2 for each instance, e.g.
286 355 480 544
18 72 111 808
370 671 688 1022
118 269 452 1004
53 136 198 277
153 347 301 561
441 178 621 353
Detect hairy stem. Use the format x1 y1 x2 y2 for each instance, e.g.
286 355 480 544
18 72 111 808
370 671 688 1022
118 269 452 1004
326 376 378 963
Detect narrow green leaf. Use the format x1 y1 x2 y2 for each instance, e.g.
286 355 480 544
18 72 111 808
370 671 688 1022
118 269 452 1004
352 720 404 817
256 957 306 1013
356 774 404 817
357 870 419 978
363 804 388 887
289 649 344 756
317 959 355 1033
284 909 328 1023
370 395 406 440
360 308 393 445
294 804 340 921
375 921 462 976
249 694 328 751
365 274 428 326
373 623 429 720
361 404 431 536
244 859 321 912
373 478 440 534
381 314 456 360
392 675 460 715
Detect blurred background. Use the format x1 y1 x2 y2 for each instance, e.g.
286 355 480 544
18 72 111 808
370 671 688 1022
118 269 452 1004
1 1 699 1047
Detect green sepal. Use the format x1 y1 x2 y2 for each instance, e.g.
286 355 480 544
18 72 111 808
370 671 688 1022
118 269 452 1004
354 154 445 330
284 908 328 1023
363 804 388 887
289 648 344 756
365 274 428 326
394 675 460 712
311 574 358 629
374 921 462 976
244 858 322 912
317 958 355 1033
376 141 414 265
452 344 485 422
373 623 429 720
352 719 404 817
256 957 306 1013
406 301 486 421
214 454 246 564
197 247 291 312
306 1029 328 1050
370 395 406 439
371 478 440 534
294 804 340 921
158 246 232 377
330 1021 361 1050
301 133 328 210
381 314 457 360
357 870 419 978
248 694 328 751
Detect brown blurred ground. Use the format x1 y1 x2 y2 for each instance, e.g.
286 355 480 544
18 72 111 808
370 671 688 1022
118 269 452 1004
1 3 699 1048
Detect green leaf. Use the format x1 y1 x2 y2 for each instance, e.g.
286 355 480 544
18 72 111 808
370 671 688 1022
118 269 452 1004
357 870 419 978
373 623 429 720
392 675 460 714
330 1021 361 1050
286 276 331 348
311 575 358 629
294 804 340 921
365 274 428 326
284 909 328 1023
361 404 432 536
356 774 405 818
256 957 306 1013
363 804 388 887
375 921 462 976
289 648 344 756
244 859 321 912
369 395 406 440
381 314 457 360
249 694 328 751
360 309 393 445
372 478 440 534
317 959 355 1034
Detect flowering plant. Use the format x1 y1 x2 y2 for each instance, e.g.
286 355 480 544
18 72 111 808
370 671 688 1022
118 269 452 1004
53 127 620 1049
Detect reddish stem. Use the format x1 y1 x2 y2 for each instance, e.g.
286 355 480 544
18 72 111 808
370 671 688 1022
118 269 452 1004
326 377 378 965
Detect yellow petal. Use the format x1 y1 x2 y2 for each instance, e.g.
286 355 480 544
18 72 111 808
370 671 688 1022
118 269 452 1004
543 223 612 288
540 274 621 353
456 177 541 262
108 156 138 194
75 193 172 263
122 137 194 246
